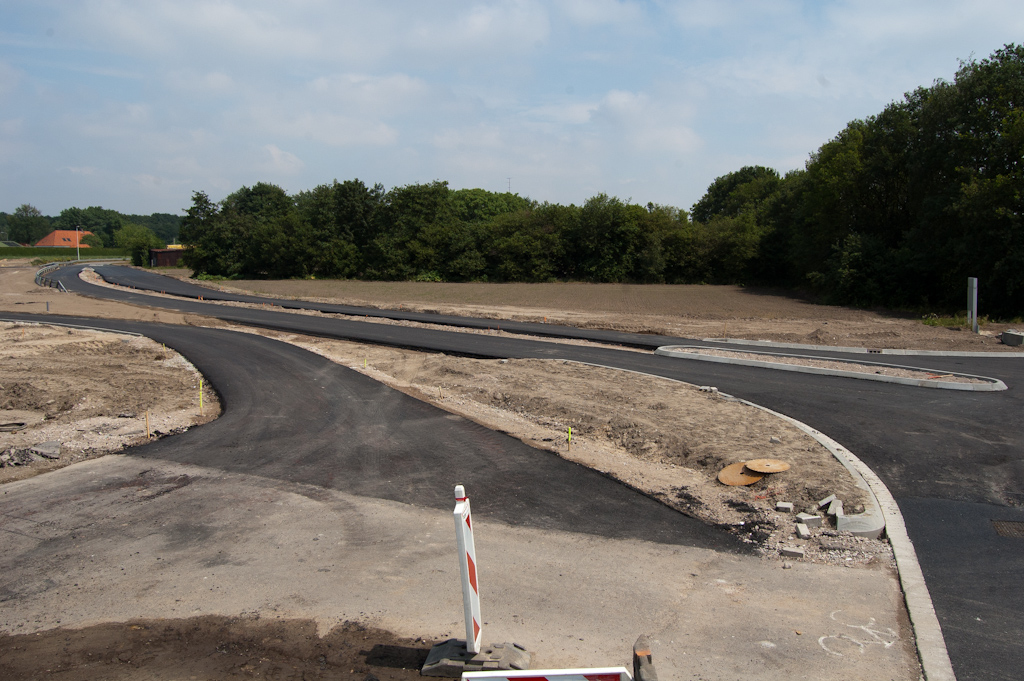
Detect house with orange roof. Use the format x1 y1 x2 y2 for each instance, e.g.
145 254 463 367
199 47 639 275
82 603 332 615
35 230 93 248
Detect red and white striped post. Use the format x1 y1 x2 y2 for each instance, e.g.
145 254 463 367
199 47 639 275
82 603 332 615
463 668 632 681
454 484 483 654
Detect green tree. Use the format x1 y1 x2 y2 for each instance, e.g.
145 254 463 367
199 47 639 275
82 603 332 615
114 223 165 266
53 206 125 247
7 204 51 244
80 233 104 248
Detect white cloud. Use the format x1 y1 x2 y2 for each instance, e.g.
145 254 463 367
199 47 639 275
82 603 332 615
560 0 645 27
525 101 597 125
664 0 798 30
252 108 399 148
264 144 303 174
308 73 430 112
593 89 701 153
405 1 551 56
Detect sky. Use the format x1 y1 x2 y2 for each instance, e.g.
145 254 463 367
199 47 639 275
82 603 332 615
1 1 1022 218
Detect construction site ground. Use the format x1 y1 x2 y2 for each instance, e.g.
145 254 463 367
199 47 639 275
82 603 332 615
0 262 977 679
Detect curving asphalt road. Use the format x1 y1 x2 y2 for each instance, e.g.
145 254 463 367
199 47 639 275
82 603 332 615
23 263 1024 680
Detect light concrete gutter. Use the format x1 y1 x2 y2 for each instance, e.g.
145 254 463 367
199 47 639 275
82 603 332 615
730 396 956 681
566 358 955 681
656 345 1007 391
703 337 1024 358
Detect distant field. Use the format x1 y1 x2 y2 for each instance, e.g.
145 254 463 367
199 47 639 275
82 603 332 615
226 279 872 321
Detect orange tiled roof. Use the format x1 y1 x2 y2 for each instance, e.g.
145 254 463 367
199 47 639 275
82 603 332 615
35 230 94 248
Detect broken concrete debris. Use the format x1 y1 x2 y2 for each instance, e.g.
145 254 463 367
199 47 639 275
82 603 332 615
780 546 805 559
796 512 823 528
1000 329 1023 346
795 523 812 539
1 441 63 466
775 501 794 513
817 494 837 508
29 441 62 459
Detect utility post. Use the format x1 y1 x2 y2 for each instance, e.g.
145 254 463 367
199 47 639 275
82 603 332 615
967 277 979 333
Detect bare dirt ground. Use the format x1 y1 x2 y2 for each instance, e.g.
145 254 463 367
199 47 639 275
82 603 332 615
209 276 1022 352
0 617 431 681
0 263 949 679
0 322 220 485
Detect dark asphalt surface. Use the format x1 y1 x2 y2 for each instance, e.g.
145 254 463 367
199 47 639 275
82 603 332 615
1 312 737 551
23 263 1024 680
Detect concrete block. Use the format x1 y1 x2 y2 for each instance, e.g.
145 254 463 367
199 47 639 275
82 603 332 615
29 441 61 460
795 523 811 539
837 514 883 538
817 494 836 509
1001 330 1023 347
827 499 845 517
796 512 822 528
775 502 794 513
422 640 532 677
780 546 805 558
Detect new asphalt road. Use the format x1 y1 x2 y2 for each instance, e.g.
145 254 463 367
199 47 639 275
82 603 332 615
26 264 1024 680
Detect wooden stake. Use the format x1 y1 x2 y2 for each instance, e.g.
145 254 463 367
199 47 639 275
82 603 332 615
145 410 151 439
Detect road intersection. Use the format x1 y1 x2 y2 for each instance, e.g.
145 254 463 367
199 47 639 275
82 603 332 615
9 263 1024 679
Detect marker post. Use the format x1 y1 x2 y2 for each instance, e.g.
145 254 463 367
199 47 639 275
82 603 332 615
454 484 482 654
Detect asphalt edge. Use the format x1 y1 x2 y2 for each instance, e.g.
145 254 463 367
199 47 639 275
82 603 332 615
703 337 1024 358
655 345 1007 391
732 398 956 681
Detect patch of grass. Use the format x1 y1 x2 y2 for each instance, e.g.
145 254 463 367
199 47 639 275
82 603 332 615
195 273 240 281
921 313 988 328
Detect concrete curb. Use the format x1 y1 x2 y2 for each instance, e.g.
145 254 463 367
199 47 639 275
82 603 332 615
563 359 953 680
736 398 955 681
655 345 1007 391
703 337 1024 358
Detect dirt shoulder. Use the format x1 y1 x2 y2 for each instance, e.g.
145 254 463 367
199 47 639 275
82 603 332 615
0 322 221 484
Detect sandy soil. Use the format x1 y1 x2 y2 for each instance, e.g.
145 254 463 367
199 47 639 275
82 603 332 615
0 323 220 485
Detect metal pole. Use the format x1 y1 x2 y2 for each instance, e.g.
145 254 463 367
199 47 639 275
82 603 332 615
76 225 81 261
968 277 979 333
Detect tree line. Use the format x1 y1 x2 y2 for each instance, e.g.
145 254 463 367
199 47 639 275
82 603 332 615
0 206 180 249
179 44 1022 316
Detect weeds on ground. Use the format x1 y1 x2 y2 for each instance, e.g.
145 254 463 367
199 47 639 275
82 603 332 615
921 313 982 328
